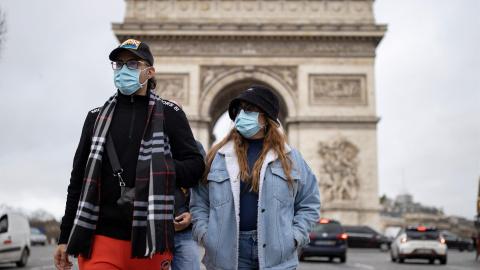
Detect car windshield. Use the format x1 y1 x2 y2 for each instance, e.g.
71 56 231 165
312 223 343 233
368 226 383 235
30 228 43 235
442 231 457 238
406 230 440 240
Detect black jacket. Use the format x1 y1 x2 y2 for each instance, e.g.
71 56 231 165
59 92 205 243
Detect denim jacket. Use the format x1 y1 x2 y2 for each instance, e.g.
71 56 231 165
190 141 321 270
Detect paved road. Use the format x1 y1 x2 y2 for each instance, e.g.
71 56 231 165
0 245 478 270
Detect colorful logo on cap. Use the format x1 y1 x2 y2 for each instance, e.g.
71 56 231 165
120 39 141 50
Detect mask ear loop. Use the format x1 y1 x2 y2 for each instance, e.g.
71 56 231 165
139 67 150 86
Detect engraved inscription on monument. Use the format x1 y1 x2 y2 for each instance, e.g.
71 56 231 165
309 74 367 105
154 73 189 104
318 138 360 202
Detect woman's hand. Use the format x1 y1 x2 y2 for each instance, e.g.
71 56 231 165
53 244 73 270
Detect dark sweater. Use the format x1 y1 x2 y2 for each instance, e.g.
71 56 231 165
59 91 205 244
239 138 263 231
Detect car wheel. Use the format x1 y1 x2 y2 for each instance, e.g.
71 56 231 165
429 259 434 264
390 252 395 262
328 257 334 262
16 248 29 267
440 257 447 265
459 248 464 252
340 255 346 263
467 245 474 251
380 243 389 252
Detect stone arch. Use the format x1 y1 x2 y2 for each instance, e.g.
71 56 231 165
199 68 298 145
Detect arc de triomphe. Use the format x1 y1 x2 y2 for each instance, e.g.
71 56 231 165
113 0 386 226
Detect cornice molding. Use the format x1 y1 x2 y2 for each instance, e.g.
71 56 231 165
286 116 380 124
112 22 386 38
112 36 380 57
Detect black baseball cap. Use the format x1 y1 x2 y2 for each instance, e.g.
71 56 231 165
228 85 280 124
109 39 154 66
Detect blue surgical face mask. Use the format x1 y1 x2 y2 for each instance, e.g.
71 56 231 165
234 110 265 138
114 66 149 95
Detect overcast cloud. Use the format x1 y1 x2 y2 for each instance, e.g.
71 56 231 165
0 0 479 221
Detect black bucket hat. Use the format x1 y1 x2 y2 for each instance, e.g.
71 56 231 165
109 39 154 66
228 85 280 124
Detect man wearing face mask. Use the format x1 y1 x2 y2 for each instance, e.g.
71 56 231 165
53 39 205 270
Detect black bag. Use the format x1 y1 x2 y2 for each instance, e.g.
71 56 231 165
117 185 135 224
106 133 135 224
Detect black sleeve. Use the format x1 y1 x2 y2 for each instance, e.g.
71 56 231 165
164 105 205 189
58 111 97 244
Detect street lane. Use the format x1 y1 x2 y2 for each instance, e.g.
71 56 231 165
0 245 478 270
297 248 479 270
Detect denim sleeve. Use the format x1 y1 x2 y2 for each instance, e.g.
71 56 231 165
190 182 210 245
291 151 322 247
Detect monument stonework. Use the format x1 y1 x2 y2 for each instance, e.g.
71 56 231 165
113 0 386 227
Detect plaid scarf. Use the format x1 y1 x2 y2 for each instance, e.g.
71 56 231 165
66 90 175 258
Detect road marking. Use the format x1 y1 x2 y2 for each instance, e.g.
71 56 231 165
354 263 375 270
448 266 475 270
27 263 77 270
27 266 57 270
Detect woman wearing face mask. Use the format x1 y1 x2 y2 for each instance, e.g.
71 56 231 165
53 39 205 270
190 85 321 270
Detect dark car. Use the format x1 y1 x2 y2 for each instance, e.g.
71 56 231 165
297 219 348 263
440 231 474 251
343 225 391 250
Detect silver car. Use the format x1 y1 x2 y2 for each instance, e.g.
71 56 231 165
30 227 46 246
390 226 447 265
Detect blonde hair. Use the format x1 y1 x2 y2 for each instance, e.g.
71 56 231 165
202 118 295 194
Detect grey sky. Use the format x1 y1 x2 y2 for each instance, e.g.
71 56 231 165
0 0 478 221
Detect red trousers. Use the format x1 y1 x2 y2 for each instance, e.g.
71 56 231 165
78 235 173 270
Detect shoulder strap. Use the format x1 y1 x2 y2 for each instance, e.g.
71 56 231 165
106 133 125 185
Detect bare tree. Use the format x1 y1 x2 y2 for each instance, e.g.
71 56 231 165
29 208 56 223
0 5 6 58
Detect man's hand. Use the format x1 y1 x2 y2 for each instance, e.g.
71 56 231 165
174 212 192 230
54 244 73 270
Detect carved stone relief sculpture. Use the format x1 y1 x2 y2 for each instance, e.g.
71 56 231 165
309 74 367 105
125 0 375 24
257 66 297 95
318 138 360 201
154 73 189 104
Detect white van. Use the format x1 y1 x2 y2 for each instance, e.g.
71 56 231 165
0 212 30 267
